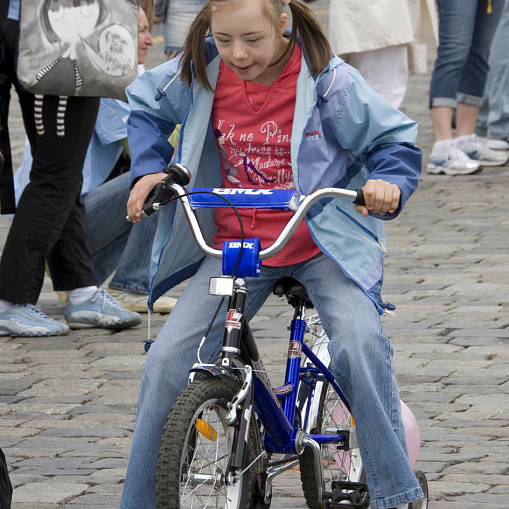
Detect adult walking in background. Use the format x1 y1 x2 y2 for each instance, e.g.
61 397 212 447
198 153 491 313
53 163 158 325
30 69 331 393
427 0 508 175
13 6 173 314
476 0 509 149
155 0 206 59
329 0 438 109
0 0 141 337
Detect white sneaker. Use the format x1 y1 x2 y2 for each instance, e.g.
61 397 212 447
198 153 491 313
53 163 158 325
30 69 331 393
107 289 177 314
427 139 482 175
455 134 509 166
480 136 509 151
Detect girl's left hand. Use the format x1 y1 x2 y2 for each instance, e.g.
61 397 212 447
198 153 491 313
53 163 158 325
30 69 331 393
355 179 401 217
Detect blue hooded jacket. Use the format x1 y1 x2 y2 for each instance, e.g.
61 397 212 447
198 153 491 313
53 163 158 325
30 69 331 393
126 39 422 313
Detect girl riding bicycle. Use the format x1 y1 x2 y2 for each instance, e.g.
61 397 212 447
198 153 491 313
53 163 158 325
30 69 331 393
121 1 424 508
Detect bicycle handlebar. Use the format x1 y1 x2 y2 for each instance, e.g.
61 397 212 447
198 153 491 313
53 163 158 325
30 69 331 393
170 183 363 261
138 164 365 261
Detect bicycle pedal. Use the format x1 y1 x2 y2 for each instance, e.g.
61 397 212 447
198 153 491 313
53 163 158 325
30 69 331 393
323 480 369 509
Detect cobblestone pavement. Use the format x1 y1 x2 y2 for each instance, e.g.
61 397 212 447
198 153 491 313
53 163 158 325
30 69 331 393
1 3 509 508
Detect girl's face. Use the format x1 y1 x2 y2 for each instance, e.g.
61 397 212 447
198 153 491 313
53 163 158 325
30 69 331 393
48 1 101 43
211 0 288 86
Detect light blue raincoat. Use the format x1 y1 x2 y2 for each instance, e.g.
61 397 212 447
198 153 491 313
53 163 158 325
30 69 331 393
126 39 422 312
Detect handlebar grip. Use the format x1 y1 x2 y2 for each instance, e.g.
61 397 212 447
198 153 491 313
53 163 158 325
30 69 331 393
142 164 192 216
142 181 174 216
353 189 365 206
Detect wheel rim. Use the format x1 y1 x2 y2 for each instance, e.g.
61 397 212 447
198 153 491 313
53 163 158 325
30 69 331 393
179 398 242 508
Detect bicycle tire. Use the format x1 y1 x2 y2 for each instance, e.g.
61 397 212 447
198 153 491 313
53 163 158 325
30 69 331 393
156 377 260 509
409 470 428 509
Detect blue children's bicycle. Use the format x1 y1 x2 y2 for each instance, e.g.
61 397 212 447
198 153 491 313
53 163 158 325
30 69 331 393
142 164 429 509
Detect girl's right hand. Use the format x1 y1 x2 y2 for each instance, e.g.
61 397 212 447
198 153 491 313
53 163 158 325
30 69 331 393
127 173 167 223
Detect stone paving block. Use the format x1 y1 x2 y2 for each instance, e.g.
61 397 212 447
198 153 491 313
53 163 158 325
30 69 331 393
13 482 89 504
38 427 130 439
0 438 23 448
17 379 104 402
26 364 107 379
488 485 509 494
60 494 121 506
88 384 141 407
8 473 46 489
442 461 509 476
88 355 145 371
86 484 124 495
87 468 126 484
87 458 128 469
12 504 58 509
449 493 509 505
5 402 82 417
439 370 508 385
429 480 490 497
66 412 135 428
0 427 40 438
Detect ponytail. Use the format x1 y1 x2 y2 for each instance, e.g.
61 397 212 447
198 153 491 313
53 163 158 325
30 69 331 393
180 4 214 91
285 0 332 75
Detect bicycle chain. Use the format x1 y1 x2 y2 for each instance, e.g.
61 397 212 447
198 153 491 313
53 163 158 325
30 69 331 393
268 455 299 467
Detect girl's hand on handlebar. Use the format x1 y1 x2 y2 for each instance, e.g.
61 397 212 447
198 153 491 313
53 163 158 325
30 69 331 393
127 173 167 223
355 179 401 217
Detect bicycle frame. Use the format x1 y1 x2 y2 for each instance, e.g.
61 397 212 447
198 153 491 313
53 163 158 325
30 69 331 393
164 180 363 458
193 274 351 457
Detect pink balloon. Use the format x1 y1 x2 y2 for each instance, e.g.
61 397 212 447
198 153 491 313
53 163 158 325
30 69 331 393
401 400 421 466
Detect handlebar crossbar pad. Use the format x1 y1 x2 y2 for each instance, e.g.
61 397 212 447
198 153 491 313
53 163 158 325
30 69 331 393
189 188 300 210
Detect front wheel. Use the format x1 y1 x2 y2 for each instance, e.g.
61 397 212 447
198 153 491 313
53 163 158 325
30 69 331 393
156 377 259 508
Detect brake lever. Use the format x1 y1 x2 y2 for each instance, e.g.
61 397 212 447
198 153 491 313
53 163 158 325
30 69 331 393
142 180 175 217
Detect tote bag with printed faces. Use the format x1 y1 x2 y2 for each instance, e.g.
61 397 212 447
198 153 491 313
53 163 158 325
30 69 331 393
17 0 139 101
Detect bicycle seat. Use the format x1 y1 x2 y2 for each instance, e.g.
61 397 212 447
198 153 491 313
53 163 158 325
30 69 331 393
273 277 315 309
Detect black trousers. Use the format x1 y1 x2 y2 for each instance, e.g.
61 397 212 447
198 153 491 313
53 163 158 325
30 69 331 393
0 7 99 304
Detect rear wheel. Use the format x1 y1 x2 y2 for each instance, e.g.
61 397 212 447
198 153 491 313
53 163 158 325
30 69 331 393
300 376 364 509
409 470 428 509
298 319 364 509
156 377 260 508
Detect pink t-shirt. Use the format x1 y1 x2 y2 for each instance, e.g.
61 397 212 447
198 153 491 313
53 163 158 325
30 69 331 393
211 46 320 266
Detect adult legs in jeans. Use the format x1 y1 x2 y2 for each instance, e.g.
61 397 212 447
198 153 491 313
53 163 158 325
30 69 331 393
120 254 422 509
430 0 503 141
476 0 509 140
0 92 99 304
83 172 157 293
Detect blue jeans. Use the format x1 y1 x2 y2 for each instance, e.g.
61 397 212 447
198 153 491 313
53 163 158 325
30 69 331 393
429 0 503 109
119 254 424 509
477 0 509 139
83 172 158 294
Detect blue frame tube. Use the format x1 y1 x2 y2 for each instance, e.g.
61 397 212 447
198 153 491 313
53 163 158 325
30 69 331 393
251 321 351 452
301 342 351 413
282 318 307 425
252 371 293 448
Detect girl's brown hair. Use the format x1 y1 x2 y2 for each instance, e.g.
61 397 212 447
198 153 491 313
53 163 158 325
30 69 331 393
180 0 332 91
